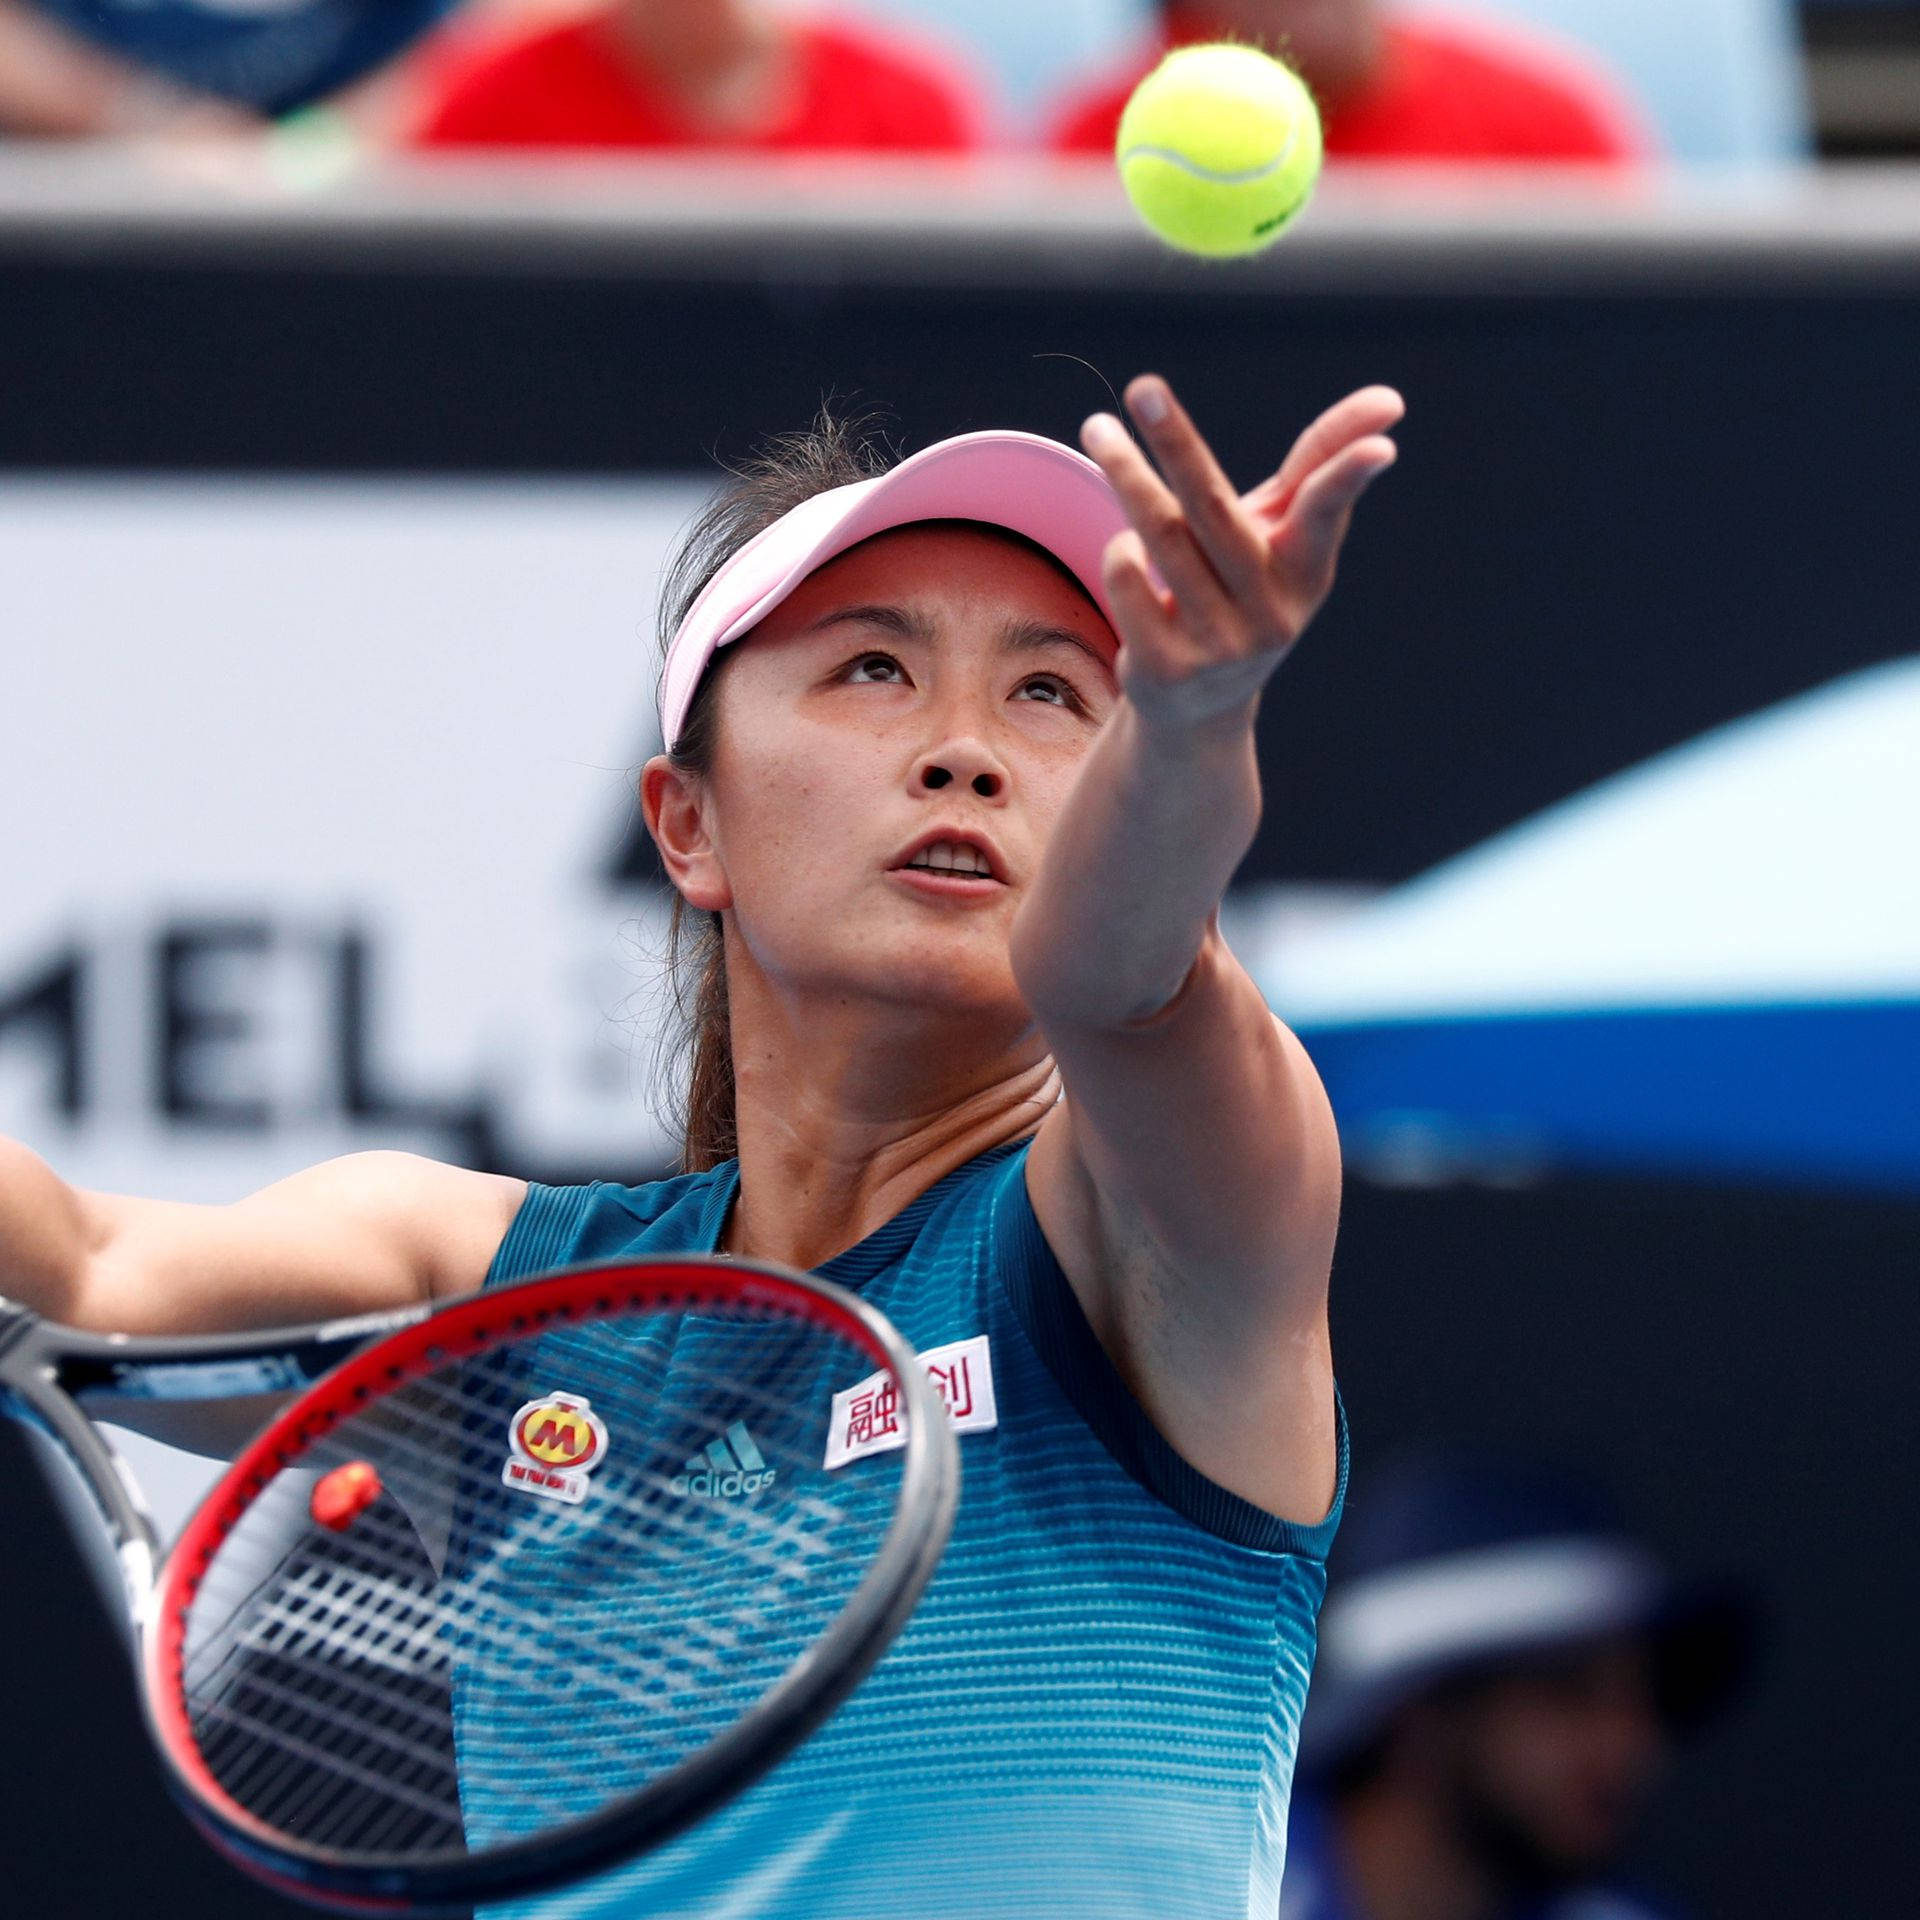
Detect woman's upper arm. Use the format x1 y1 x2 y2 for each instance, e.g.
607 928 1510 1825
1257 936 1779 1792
1024 933 1341 1523
76 1152 526 1335
1030 930 1340 1309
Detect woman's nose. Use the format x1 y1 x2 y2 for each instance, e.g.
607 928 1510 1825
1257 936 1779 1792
913 740 1006 800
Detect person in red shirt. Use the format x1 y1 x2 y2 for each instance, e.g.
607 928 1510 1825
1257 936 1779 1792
413 0 983 153
1048 1 1648 165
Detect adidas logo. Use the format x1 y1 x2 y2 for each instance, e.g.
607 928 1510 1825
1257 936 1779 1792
670 1421 777 1498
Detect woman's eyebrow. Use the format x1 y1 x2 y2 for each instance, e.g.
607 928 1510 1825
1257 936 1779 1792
999 617 1113 671
799 603 934 641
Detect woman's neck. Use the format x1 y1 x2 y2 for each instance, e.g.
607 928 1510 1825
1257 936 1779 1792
606 0 796 133
719 957 1060 1272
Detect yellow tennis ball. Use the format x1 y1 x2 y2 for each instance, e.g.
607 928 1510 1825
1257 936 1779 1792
1116 44 1324 259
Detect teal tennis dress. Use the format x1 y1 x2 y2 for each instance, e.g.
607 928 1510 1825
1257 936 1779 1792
475 1138 1344 1919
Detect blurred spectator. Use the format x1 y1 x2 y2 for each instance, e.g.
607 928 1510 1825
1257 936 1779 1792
1047 3 1648 164
0 0 254 137
1282 1454 1752 1920
412 0 984 153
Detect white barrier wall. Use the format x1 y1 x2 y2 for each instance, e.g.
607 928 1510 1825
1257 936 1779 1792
2 475 711 1203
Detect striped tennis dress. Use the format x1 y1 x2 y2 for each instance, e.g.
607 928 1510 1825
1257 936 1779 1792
472 1139 1344 1919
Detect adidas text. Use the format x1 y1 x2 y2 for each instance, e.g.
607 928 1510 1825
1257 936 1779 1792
672 1466 777 1498
672 1420 774 1498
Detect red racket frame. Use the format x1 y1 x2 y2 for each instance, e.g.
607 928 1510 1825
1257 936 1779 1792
138 1255 947 1913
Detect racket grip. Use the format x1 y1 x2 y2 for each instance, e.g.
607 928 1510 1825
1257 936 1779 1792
0 1297 38 1365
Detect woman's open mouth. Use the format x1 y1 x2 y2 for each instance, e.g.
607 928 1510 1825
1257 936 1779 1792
905 840 994 878
890 835 1007 894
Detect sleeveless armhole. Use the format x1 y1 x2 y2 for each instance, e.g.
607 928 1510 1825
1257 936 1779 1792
989 1150 1348 1559
484 1180 606 1289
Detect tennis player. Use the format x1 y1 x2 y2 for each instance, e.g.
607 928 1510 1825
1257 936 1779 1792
0 372 1400 1917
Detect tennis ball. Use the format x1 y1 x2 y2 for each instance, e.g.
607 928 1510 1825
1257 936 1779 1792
1116 44 1324 259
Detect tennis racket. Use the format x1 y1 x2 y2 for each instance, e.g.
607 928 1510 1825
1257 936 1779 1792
0 1255 957 1913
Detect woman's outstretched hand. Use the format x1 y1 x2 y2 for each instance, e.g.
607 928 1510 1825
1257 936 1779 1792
1080 375 1403 732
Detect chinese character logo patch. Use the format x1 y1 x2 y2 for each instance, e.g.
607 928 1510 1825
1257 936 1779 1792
824 1334 998 1470
502 1390 609 1505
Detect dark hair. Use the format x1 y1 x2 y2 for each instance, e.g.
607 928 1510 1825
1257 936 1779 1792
654 407 894 1171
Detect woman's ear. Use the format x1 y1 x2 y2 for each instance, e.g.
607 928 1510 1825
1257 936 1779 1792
641 756 733 913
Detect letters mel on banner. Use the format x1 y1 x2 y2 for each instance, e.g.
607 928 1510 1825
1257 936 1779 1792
0 477 708 1199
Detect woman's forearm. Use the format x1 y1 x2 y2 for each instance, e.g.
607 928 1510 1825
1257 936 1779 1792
1018 376 1397 1031
1012 693 1262 1027
0 1135 91 1319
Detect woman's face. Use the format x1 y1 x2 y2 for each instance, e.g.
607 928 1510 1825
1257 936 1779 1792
688 523 1120 1027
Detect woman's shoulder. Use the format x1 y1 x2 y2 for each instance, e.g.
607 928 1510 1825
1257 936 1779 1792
485 1162 738 1288
891 1136 1034 1249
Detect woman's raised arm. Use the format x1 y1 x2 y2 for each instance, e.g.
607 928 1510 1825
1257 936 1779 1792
1012 373 1401 1526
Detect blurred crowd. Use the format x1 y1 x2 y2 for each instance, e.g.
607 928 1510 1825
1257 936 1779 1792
1288 1454 1753 1920
0 0 1652 164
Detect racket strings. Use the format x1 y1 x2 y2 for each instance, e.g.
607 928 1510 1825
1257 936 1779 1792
176 1304 901 1862
189 1495 465 1851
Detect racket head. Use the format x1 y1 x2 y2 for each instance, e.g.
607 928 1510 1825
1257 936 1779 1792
139 1257 957 1913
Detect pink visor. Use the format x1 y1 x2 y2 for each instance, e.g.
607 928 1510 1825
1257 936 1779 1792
659 429 1130 751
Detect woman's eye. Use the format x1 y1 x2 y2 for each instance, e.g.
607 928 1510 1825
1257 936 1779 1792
845 652 906 684
1016 674 1080 710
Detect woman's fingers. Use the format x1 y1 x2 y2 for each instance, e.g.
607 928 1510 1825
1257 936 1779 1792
1081 379 1401 688
1271 435 1398 604
1098 529 1181 666
1120 375 1273 603
1248 385 1406 525
1081 409 1239 652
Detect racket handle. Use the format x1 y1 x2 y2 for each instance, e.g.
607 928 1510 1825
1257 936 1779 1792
0 1296 38 1365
